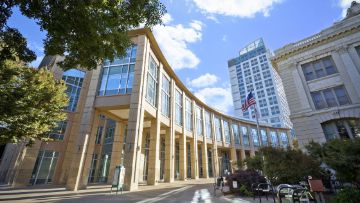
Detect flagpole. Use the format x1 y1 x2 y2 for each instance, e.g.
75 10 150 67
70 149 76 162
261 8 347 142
253 104 261 146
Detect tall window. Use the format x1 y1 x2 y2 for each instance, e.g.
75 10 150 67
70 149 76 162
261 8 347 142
280 132 289 147
62 69 85 111
215 117 222 142
95 126 104 144
251 129 260 146
223 121 231 143
270 131 279 147
98 45 137 95
241 126 249 146
196 107 203 137
161 75 170 117
30 151 59 185
322 119 360 141
146 56 158 106
175 90 182 126
261 129 268 146
185 98 192 131
232 124 240 144
49 120 68 141
301 56 337 81
311 85 350 110
205 111 212 139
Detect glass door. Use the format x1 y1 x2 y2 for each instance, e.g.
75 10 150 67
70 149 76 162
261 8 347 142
30 150 59 185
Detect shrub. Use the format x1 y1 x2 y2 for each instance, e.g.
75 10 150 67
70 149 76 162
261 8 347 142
226 169 266 192
332 188 360 203
239 185 253 197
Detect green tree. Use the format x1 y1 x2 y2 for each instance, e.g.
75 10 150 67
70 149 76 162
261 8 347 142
244 154 263 171
0 60 68 144
1 0 166 69
306 139 360 187
257 147 322 185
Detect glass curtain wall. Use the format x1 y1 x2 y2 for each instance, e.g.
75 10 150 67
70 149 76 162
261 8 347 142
241 126 250 146
232 124 240 145
196 107 203 137
205 111 212 139
98 45 137 96
30 151 59 185
145 55 158 106
223 121 231 143
261 129 268 146
215 117 222 142
161 75 170 117
62 69 85 112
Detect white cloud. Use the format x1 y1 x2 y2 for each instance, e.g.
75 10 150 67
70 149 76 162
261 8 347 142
188 73 218 88
338 0 357 17
195 87 233 114
206 15 220 23
222 35 227 42
192 0 283 18
153 14 203 70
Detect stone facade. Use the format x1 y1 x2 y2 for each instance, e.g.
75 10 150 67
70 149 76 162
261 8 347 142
0 29 291 191
272 3 360 149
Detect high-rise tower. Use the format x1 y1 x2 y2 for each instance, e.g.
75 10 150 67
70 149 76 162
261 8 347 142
228 39 292 128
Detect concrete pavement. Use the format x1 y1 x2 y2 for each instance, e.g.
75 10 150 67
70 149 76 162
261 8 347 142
0 179 286 203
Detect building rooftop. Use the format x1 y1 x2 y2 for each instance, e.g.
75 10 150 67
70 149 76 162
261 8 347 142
228 38 267 67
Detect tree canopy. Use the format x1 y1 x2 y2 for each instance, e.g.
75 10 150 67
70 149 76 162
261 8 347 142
245 147 322 185
0 60 68 144
1 0 166 69
306 138 360 187
0 0 165 144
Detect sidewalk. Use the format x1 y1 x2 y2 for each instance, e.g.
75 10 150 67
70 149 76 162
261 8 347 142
0 178 214 203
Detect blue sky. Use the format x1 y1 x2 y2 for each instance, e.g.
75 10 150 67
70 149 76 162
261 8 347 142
8 0 355 115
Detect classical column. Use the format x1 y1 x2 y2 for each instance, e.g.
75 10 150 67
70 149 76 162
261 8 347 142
229 121 238 172
107 122 124 184
201 108 209 178
179 91 187 180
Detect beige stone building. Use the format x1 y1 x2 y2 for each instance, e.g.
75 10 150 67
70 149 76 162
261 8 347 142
272 2 360 149
0 28 291 191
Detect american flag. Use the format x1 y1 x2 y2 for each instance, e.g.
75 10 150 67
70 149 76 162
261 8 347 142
242 91 256 112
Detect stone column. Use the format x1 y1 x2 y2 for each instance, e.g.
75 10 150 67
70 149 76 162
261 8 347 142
12 141 41 187
229 121 238 172
107 122 124 184
190 101 198 179
66 67 100 191
79 110 101 187
147 60 163 185
201 108 209 178
123 35 148 191
266 128 272 147
165 78 175 183
210 113 219 177
147 119 160 185
334 46 360 100
179 91 187 180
